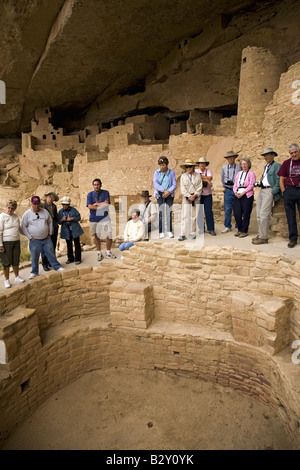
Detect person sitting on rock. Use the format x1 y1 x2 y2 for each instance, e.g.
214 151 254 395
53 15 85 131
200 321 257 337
119 209 145 253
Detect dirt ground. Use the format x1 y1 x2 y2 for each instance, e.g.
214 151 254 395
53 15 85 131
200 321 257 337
0 223 296 451
2 368 292 451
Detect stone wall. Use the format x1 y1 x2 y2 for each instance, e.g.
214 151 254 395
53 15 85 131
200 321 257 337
0 246 300 448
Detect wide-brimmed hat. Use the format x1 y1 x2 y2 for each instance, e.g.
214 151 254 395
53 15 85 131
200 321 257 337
224 151 238 159
45 191 59 201
196 157 210 166
140 190 152 198
180 159 197 169
61 196 71 205
261 147 278 156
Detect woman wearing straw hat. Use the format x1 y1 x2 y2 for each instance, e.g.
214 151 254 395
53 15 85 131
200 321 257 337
58 197 84 265
195 157 216 236
178 159 203 241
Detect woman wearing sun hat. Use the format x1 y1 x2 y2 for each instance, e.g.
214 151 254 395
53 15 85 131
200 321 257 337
58 196 84 265
178 159 203 241
195 157 216 236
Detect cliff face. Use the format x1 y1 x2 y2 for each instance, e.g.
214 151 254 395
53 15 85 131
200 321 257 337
1 0 300 137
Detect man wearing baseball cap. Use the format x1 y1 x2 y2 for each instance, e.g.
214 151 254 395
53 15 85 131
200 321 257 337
21 196 64 279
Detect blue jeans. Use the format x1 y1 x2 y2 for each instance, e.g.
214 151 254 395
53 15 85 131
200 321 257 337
156 196 174 233
224 188 235 229
30 237 61 274
198 194 215 232
119 241 135 251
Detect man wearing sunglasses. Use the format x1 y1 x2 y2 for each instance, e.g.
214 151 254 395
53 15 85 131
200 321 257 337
21 195 64 279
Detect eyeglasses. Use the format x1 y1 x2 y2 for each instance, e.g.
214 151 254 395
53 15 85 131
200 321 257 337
36 214 40 219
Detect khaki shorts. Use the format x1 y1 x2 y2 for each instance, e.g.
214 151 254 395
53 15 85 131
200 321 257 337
90 220 112 239
0 240 21 267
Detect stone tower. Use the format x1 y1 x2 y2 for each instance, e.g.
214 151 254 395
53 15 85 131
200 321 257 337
237 46 285 134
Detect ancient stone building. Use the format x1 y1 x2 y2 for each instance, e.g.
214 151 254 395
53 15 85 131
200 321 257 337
1 0 300 449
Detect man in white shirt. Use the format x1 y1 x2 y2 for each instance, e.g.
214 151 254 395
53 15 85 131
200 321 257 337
21 195 64 279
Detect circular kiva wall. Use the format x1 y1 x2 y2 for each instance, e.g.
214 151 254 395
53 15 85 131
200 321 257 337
0 244 300 448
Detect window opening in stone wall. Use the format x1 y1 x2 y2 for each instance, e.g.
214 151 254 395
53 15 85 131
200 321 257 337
264 89 268 92
20 378 30 393
43 135 46 139
52 135 56 140
243 57 247 63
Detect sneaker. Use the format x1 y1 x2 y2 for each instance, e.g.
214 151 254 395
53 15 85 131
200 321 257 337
106 252 117 259
252 238 268 245
288 240 297 248
234 232 241 237
221 227 231 233
29 273 38 280
167 232 174 238
120 255 124 260
239 232 248 238
66 260 74 264
188 233 196 240
43 265 50 272
208 230 216 236
159 233 165 239
15 276 25 283
178 236 186 241
97 252 104 261
75 261 81 265
4 280 11 288
57 267 65 273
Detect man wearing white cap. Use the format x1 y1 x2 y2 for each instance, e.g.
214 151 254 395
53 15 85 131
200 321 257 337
252 148 281 245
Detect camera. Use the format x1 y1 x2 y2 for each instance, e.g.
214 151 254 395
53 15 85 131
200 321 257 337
225 180 234 186
202 181 208 188
254 180 264 188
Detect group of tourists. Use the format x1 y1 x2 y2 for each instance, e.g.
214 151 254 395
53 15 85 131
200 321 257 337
1 143 300 288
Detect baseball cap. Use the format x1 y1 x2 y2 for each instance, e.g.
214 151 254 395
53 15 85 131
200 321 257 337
31 196 41 204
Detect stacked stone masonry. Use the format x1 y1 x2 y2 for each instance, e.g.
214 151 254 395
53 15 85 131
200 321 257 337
0 246 300 448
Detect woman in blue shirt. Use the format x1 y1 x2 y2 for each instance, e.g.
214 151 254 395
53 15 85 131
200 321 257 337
153 156 177 238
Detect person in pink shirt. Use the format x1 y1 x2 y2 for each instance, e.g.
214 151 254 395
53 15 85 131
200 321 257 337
195 157 216 236
233 158 256 238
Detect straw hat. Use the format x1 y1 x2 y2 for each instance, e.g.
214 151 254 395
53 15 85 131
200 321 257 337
196 157 210 166
180 159 197 169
